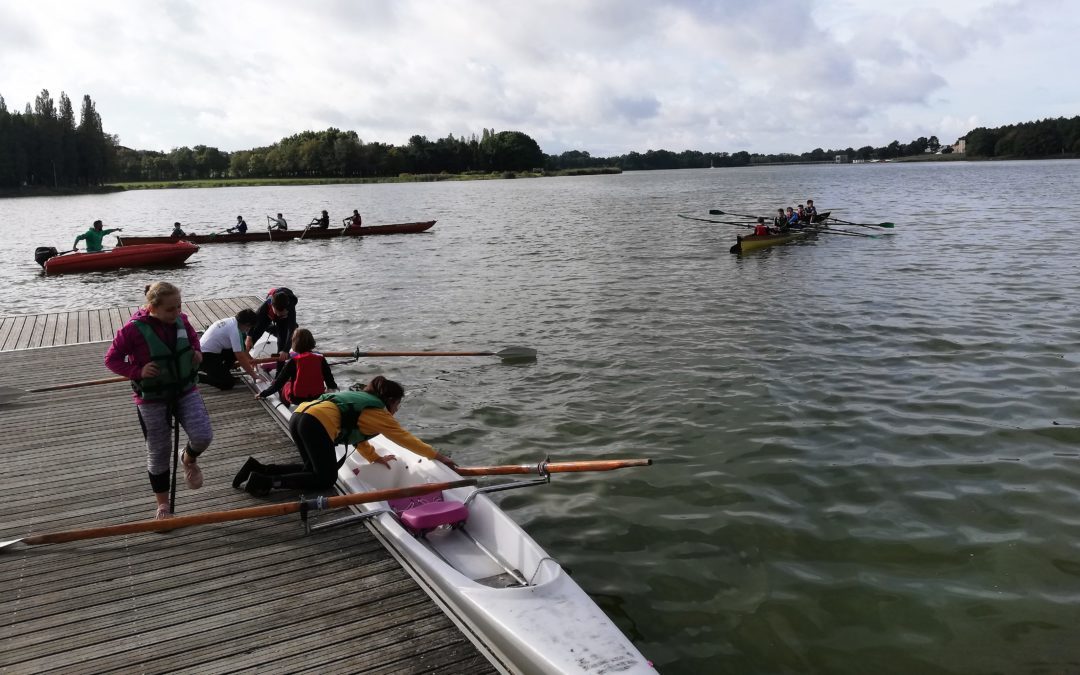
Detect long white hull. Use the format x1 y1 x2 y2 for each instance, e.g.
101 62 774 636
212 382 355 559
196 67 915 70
247 353 652 674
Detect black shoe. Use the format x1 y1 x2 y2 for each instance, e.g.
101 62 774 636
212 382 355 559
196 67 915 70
245 471 273 497
232 457 265 489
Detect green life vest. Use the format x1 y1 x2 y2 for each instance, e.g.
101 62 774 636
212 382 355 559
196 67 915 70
314 391 386 445
133 318 198 400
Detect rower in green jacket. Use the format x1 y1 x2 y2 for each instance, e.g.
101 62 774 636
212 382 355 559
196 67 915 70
73 219 123 252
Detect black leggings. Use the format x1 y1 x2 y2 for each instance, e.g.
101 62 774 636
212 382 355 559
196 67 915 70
199 350 237 390
262 412 338 491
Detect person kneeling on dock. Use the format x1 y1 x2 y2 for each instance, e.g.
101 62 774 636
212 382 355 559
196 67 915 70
104 282 213 520
234 376 457 496
198 308 260 389
255 328 337 405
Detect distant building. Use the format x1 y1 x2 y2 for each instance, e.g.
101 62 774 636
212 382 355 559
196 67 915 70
951 139 966 154
835 154 849 163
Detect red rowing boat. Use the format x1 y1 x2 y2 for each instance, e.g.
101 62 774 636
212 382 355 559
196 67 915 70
39 242 200 275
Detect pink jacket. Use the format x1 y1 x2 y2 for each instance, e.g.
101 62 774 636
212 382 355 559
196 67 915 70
105 308 202 404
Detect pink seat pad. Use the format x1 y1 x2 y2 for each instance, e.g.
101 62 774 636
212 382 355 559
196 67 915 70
399 501 469 531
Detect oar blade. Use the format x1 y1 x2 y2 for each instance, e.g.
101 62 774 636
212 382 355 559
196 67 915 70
496 346 537 361
708 209 724 215
875 222 895 228
0 539 26 552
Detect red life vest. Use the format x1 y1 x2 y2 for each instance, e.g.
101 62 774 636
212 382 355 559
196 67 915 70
754 224 769 236
283 351 327 403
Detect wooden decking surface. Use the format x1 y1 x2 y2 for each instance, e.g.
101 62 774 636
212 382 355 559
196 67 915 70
0 297 265 352
0 300 498 674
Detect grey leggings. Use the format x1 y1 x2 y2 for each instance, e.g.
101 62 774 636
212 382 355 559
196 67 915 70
137 389 213 491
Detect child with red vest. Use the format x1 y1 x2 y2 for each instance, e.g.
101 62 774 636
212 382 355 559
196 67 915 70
104 281 213 520
255 328 337 405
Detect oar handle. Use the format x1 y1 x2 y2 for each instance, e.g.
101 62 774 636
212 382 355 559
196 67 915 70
19 479 475 546
456 458 653 476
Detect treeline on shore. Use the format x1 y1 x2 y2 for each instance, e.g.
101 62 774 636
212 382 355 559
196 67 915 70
2 87 1078 191
0 90 112 189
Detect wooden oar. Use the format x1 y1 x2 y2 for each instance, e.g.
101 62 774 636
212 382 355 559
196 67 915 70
709 208 760 219
677 214 753 227
456 458 652 476
812 227 879 239
827 216 895 228
299 219 318 241
0 479 475 552
315 346 537 361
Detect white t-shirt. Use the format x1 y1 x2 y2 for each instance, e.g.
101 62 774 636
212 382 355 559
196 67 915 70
200 317 245 354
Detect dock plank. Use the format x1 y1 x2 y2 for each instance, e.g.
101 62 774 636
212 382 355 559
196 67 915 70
0 331 498 673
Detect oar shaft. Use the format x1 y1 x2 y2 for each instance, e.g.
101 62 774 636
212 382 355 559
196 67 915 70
456 458 652 476
19 479 475 546
318 350 496 358
28 376 129 392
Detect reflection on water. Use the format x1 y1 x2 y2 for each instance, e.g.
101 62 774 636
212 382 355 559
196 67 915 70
3 161 1080 673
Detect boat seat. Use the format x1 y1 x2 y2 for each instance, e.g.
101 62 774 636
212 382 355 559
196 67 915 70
388 492 469 536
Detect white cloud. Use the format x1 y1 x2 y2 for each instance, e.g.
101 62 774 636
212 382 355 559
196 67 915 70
1 0 1075 155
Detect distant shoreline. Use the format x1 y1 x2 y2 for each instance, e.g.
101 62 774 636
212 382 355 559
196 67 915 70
0 167 621 197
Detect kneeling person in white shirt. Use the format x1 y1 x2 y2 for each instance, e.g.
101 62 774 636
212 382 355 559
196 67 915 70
199 309 260 389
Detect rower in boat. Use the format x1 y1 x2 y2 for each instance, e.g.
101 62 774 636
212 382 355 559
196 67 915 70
774 208 788 231
268 213 288 231
255 328 338 405
805 199 818 221
344 209 362 229
227 216 248 234
72 219 122 252
310 210 330 229
235 376 458 496
753 217 770 236
170 222 186 238
785 206 804 229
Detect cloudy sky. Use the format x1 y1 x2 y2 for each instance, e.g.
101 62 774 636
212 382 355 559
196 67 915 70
1 0 1075 156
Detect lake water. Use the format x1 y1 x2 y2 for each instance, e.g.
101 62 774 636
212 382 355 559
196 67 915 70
3 161 1080 673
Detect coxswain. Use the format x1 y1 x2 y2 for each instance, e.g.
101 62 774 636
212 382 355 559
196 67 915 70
753 217 770 236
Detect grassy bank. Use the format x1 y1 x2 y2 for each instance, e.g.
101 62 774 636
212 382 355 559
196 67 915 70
106 167 622 191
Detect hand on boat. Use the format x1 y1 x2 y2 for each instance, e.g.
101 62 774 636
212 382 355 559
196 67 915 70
140 363 160 378
372 454 398 469
192 351 203 366
435 453 459 470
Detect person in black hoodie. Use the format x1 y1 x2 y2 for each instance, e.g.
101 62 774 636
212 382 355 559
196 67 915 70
245 287 298 361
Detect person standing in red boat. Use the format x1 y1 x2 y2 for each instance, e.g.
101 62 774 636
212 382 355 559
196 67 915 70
104 281 212 520
72 219 122 252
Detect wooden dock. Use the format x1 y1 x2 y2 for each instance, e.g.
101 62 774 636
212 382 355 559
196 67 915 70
0 299 500 673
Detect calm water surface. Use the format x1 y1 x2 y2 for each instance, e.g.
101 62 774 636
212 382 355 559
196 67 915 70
3 161 1080 673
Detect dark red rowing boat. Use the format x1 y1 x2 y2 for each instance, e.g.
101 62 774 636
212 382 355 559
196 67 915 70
116 220 435 245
